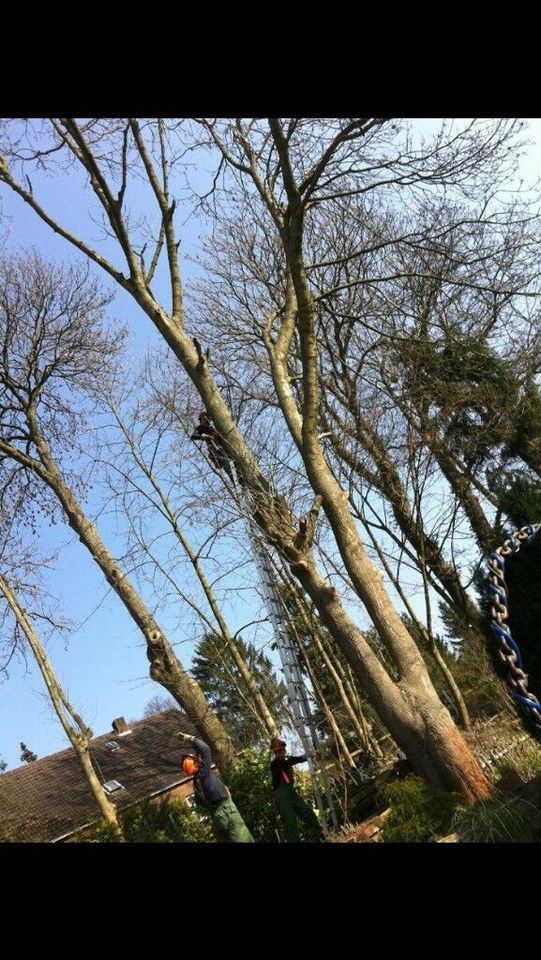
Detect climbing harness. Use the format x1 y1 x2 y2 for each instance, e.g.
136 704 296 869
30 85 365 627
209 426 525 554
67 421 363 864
487 523 541 737
191 411 235 480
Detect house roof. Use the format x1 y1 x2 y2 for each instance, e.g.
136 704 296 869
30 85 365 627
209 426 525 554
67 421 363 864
0 709 199 842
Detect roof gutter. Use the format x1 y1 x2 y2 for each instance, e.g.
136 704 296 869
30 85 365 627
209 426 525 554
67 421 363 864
50 773 196 843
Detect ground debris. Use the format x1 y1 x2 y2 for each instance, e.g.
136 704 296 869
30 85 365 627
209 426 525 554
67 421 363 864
333 809 390 843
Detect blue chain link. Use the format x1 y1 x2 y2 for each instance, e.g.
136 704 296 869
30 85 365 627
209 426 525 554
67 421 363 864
487 524 541 735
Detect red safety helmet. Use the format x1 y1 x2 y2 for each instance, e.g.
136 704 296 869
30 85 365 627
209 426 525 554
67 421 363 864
181 754 198 776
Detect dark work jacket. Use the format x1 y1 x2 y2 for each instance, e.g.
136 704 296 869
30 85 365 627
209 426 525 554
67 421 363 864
191 737 229 808
271 755 306 790
191 423 230 471
191 422 219 444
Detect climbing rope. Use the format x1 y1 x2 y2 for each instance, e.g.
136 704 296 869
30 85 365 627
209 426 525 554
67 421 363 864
487 523 541 736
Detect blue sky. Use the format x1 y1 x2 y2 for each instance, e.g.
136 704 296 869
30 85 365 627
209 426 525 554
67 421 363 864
0 118 540 772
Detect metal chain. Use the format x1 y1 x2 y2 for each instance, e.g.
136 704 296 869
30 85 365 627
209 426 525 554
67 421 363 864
487 523 541 735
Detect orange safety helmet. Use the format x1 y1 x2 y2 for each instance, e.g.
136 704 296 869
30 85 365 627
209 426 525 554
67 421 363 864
181 754 198 776
270 737 286 754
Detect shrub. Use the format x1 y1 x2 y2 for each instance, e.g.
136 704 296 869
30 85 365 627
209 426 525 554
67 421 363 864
83 796 215 843
226 748 283 842
379 775 459 843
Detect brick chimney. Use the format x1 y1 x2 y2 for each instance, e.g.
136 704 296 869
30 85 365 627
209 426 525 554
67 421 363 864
112 716 131 735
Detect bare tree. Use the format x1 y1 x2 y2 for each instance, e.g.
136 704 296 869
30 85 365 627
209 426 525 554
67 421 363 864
0 118 522 799
142 694 177 718
0 568 122 833
98 383 281 739
0 252 234 767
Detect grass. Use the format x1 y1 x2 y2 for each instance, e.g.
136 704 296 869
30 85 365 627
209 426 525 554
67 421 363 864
452 795 541 843
492 740 541 784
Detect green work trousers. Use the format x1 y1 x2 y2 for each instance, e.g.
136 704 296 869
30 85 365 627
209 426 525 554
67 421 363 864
274 784 323 842
211 796 254 843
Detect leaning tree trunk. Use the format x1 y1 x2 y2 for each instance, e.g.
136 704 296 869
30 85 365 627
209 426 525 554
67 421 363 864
266 193 493 800
290 617 357 769
0 574 122 833
292 559 492 801
0 121 493 802
125 283 492 803
164 507 280 739
322 399 483 629
112 410 281 741
285 577 382 756
14 417 235 770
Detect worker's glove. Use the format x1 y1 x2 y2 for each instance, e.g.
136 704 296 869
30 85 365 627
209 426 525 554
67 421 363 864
177 732 194 743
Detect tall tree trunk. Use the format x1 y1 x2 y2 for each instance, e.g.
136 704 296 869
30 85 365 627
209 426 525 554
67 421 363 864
110 406 280 740
0 128 491 801
122 283 492 802
285 576 382 756
295 631 357 769
0 574 122 833
292 559 492 801
253 135 493 799
415 415 496 553
322 395 482 628
9 417 235 770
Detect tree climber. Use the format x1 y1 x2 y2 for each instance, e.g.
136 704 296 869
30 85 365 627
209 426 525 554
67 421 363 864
191 411 235 482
